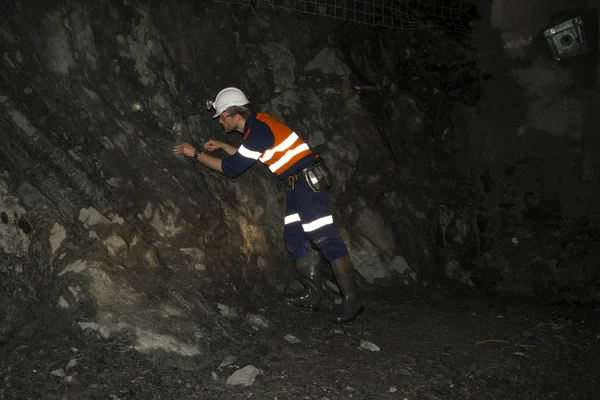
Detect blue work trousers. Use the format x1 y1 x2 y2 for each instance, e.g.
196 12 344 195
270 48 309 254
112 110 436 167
283 176 348 262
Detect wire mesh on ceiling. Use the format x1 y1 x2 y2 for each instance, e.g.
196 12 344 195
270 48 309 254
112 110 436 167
211 0 472 31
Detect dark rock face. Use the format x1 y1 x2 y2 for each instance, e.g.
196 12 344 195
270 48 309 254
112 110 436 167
0 0 598 356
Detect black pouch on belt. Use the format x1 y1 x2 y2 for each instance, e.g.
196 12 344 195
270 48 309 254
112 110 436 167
304 157 333 192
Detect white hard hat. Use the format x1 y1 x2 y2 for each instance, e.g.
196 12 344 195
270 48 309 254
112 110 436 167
206 87 249 118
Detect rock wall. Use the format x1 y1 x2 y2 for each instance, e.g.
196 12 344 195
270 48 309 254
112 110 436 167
1 0 598 354
0 0 449 349
458 0 600 299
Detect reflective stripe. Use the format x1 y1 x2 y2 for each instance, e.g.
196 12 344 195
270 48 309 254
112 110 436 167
284 214 301 225
260 132 299 163
238 145 262 160
269 143 310 173
302 215 333 232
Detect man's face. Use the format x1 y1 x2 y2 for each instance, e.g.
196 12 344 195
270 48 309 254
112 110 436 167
218 112 238 133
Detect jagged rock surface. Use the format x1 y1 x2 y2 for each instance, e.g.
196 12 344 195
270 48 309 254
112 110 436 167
0 0 598 355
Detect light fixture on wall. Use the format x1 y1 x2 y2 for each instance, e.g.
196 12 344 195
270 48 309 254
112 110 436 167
544 17 588 60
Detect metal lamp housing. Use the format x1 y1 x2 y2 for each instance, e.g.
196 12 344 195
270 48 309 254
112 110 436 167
544 17 588 60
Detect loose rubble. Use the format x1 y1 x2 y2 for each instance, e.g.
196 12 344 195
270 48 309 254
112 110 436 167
226 365 260 387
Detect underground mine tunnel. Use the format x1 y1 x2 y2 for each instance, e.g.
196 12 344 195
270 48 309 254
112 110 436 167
1 0 599 398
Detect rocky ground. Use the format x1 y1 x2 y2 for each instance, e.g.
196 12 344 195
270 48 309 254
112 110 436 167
1 285 598 400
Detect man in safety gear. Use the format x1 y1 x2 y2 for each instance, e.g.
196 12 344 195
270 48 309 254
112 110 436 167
173 87 363 323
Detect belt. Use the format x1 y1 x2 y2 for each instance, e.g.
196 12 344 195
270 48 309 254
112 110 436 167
285 157 321 188
285 167 308 188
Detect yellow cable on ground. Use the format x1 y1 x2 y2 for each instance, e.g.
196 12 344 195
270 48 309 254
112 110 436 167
476 340 510 345
547 322 568 328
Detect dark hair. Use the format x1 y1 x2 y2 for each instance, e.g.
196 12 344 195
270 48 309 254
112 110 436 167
225 105 252 119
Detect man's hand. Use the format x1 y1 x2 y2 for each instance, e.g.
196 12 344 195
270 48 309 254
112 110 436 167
173 143 196 158
203 139 223 152
174 141 224 173
205 139 238 156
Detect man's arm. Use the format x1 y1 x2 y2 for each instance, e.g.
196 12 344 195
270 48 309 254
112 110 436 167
204 139 237 156
173 142 223 173
174 131 271 178
196 152 223 173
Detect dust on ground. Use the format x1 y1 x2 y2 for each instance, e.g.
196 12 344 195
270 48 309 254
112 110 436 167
1 287 598 400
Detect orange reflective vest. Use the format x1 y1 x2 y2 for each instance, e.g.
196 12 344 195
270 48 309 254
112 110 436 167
238 113 312 176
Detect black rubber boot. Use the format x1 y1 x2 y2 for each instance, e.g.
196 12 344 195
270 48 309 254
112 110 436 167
284 253 322 310
331 255 363 323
